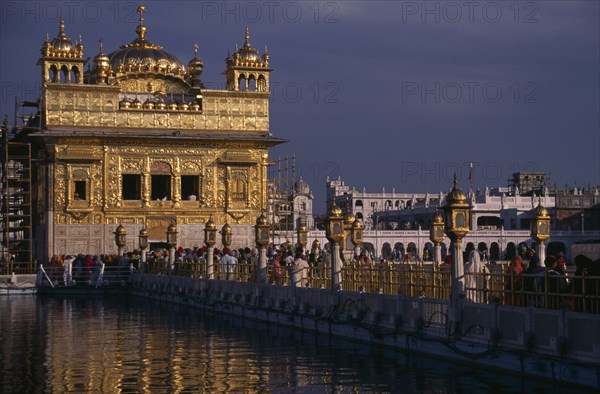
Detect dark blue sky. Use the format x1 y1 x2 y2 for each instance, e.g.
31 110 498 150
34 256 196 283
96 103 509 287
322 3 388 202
1 1 598 213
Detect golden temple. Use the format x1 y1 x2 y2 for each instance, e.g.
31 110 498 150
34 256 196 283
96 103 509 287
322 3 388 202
12 5 284 261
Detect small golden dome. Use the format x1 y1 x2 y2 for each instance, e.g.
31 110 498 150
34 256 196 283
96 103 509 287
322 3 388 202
227 27 269 68
534 201 549 218
51 17 74 52
328 200 342 217
298 224 308 232
119 98 131 109
344 212 356 225
446 174 467 205
188 44 204 73
256 213 268 226
222 223 232 234
142 99 155 109
167 223 177 233
115 224 127 235
433 212 444 224
352 219 363 230
205 218 216 230
93 39 110 63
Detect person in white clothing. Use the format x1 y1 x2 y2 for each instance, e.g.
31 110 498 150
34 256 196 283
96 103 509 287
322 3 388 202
220 249 237 280
464 250 489 303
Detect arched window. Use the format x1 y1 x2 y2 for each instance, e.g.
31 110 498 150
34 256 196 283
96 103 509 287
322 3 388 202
60 65 69 83
230 171 247 201
257 75 266 92
70 66 80 84
238 74 247 91
248 75 256 91
49 65 59 82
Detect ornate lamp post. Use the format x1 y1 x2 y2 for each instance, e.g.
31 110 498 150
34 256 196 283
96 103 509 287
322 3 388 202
166 223 178 274
204 218 217 279
531 198 550 266
138 227 148 273
297 223 308 253
429 211 445 264
342 212 356 261
311 239 321 262
350 218 363 260
325 200 344 291
114 224 127 256
443 175 470 329
221 223 232 250
255 212 270 284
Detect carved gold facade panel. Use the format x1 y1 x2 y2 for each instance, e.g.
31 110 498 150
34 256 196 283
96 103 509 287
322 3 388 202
51 139 268 227
117 78 188 95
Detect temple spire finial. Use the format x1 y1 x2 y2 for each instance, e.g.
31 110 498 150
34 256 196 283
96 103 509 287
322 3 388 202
136 2 147 40
244 26 250 47
194 43 198 58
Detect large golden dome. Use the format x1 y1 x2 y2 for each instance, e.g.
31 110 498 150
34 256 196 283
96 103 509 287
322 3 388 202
107 5 185 74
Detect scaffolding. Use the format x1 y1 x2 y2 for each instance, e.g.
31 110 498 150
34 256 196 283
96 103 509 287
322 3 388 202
267 155 296 245
1 102 35 274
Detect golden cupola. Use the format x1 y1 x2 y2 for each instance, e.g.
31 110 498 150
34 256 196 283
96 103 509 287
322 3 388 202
92 39 110 84
41 17 84 58
225 27 271 92
187 44 205 90
38 18 86 84
227 27 269 68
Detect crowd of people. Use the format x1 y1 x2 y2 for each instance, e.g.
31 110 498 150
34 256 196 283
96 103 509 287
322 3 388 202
44 242 599 313
503 245 599 311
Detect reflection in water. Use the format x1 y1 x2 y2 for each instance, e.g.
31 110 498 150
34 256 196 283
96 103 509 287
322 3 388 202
0 296 585 393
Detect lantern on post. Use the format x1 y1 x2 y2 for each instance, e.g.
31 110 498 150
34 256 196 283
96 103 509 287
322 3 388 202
138 227 148 250
429 211 445 263
326 201 344 244
221 223 232 249
166 223 178 274
166 223 178 248
255 213 270 248
297 223 308 251
114 224 127 256
325 200 344 291
138 227 148 273
442 174 471 329
443 176 470 243
204 218 217 247
204 218 217 279
350 218 363 259
255 213 270 283
531 198 550 265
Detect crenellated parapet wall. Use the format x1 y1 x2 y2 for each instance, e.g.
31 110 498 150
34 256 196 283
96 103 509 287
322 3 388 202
44 85 270 133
